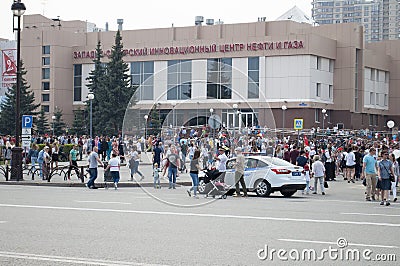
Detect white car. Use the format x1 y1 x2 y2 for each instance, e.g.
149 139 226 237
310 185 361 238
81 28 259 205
199 156 306 197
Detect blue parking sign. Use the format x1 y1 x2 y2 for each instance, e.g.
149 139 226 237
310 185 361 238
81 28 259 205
22 115 33 128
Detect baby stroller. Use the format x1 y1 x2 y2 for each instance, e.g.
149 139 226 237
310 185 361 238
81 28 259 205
202 169 228 199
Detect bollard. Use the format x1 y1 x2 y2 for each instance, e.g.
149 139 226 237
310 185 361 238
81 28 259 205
80 166 84 183
5 165 9 181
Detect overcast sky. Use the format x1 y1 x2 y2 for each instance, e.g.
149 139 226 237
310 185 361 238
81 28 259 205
1 0 312 40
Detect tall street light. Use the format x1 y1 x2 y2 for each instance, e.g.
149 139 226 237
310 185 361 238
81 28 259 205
10 0 26 181
281 105 287 139
171 101 176 143
232 104 238 144
52 115 56 136
144 114 149 138
87 92 94 151
210 108 214 152
322 109 327 131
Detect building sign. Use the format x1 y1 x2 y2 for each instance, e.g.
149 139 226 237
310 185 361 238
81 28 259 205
0 41 17 103
73 40 305 59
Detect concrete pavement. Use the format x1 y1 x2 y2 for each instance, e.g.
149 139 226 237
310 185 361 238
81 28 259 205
0 179 399 265
0 152 192 188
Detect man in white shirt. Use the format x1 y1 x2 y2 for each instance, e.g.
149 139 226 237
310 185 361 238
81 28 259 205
312 155 326 195
345 146 356 183
105 153 120 190
216 147 228 171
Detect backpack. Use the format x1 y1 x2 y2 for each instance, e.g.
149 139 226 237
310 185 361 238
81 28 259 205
37 149 44 163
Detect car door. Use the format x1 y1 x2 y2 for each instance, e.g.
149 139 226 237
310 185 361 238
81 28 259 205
243 158 257 188
224 158 236 188
250 159 269 189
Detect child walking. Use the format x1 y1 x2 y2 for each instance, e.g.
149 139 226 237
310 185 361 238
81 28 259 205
153 163 161 189
302 164 311 195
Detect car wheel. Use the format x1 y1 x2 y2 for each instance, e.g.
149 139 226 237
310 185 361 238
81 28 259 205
255 180 271 197
198 179 206 194
281 190 296 197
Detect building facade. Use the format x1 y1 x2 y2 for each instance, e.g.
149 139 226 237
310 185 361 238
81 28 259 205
2 14 400 132
312 0 400 43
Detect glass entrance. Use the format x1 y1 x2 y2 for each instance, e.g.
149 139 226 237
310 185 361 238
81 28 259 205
224 111 257 129
241 112 255 128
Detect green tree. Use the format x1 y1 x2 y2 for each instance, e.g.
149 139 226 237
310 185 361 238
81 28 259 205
87 32 136 136
53 107 66 136
70 108 86 136
86 41 105 135
35 108 50 135
0 61 40 135
148 105 161 136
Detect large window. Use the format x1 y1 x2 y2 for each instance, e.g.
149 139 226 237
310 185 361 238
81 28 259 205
207 58 232 99
167 60 192 100
317 56 322 70
370 92 375 104
42 45 50 55
42 94 50 102
131 61 154 100
42 105 49 113
248 57 259 99
42 57 50 66
73 64 82 102
42 82 50 91
316 83 321 97
42 68 50 79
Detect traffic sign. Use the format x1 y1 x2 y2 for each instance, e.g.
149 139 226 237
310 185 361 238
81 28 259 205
22 115 33 128
22 140 31 148
22 135 32 141
294 118 303 130
22 128 31 135
208 114 222 129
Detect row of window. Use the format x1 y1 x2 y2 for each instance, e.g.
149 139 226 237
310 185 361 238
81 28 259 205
369 92 388 106
74 57 260 102
368 68 389 83
42 45 51 112
316 83 334 99
316 56 334 72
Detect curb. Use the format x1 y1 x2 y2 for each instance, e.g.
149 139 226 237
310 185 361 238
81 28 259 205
0 181 192 188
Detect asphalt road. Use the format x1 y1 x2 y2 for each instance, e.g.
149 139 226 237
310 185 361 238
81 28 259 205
0 178 399 265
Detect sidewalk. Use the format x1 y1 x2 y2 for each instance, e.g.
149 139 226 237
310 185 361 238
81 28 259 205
0 152 192 188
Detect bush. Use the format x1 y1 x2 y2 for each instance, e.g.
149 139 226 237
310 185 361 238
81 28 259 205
38 144 74 155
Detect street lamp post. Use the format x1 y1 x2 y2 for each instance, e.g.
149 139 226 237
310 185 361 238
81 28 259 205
210 108 214 152
52 115 56 136
281 105 287 139
232 104 238 143
10 0 26 181
87 92 94 152
322 109 327 131
171 101 176 143
144 114 149 138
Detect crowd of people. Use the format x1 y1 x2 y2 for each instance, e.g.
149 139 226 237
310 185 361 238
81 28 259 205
0 127 399 203
140 127 399 203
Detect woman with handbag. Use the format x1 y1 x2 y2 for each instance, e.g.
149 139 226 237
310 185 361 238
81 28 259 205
377 151 395 206
389 153 398 203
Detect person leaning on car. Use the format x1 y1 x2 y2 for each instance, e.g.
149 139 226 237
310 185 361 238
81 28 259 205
233 147 248 198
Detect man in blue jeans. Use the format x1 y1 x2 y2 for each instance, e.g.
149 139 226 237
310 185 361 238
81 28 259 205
87 146 103 189
167 146 180 189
